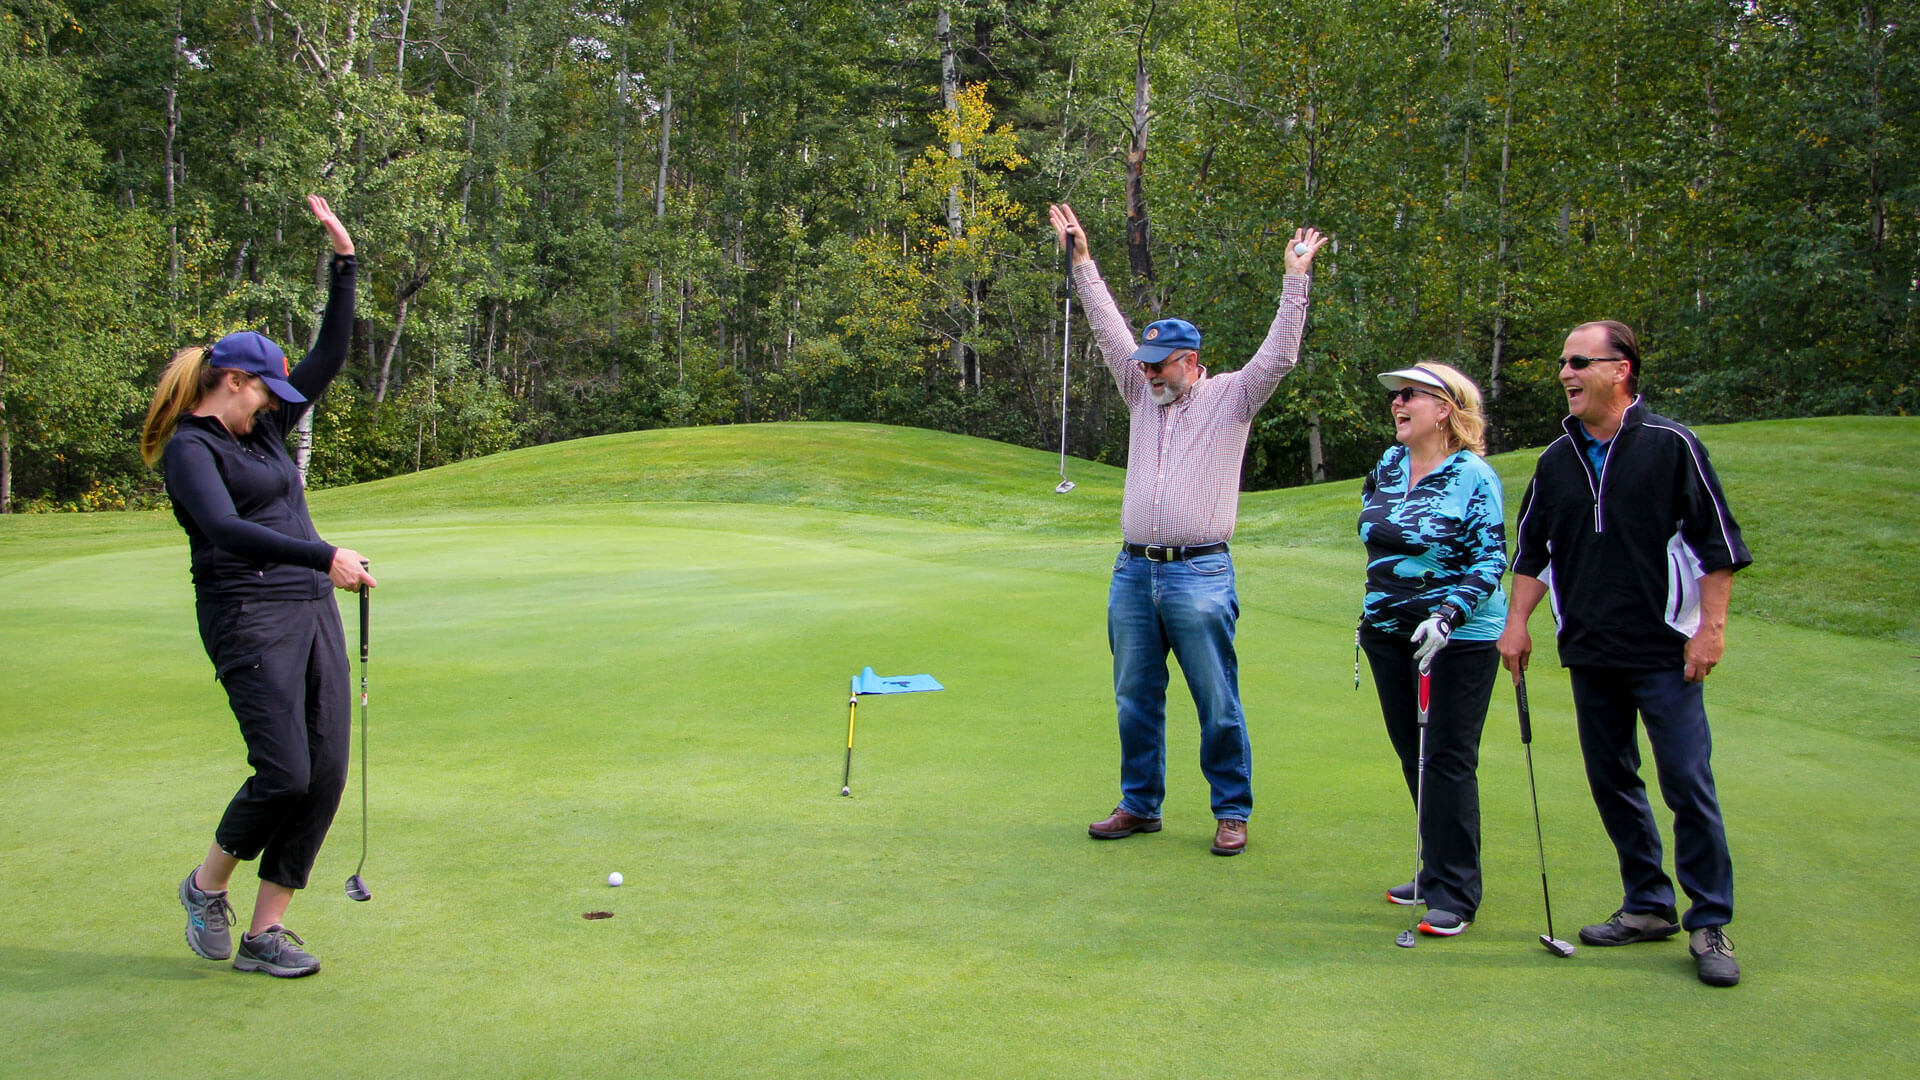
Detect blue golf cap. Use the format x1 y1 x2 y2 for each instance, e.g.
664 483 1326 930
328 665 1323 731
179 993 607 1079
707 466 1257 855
208 331 306 404
1130 318 1202 365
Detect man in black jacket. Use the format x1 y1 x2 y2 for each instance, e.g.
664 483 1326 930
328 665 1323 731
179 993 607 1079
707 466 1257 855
1498 320 1751 987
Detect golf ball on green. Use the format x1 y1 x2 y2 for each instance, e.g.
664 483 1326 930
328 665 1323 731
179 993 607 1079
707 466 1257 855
608 872 623 887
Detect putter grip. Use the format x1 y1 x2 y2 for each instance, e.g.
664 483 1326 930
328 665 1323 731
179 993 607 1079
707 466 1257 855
1516 677 1533 744
359 586 370 661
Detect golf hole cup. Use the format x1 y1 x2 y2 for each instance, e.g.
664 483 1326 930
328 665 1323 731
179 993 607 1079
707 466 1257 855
608 872 624 888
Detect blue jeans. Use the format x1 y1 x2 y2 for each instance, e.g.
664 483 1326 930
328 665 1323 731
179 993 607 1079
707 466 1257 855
1108 549 1251 821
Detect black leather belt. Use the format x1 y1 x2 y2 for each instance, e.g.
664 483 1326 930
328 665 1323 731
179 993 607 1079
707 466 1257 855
1123 542 1229 562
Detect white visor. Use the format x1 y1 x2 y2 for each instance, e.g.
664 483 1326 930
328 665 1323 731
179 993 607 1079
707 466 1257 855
1377 366 1452 397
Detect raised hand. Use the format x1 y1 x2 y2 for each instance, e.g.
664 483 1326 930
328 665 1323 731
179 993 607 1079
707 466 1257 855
1285 227 1329 275
1049 203 1090 264
307 194 355 256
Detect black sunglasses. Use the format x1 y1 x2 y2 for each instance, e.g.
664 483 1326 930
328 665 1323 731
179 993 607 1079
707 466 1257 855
1564 355 1626 370
1386 386 1447 405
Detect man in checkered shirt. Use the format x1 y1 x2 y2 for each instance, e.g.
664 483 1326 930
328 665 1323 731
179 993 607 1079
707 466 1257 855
1049 203 1327 857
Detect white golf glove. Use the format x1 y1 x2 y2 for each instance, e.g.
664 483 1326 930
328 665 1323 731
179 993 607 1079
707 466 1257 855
1410 604 1460 668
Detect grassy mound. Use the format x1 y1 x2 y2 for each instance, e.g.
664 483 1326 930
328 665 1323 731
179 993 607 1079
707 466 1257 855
1 418 1914 1078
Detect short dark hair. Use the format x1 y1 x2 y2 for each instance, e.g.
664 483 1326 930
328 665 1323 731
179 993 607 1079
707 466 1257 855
1575 320 1641 395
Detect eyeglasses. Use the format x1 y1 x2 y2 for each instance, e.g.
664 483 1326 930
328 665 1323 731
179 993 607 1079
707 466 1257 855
1386 386 1447 405
1564 355 1626 370
1138 353 1194 372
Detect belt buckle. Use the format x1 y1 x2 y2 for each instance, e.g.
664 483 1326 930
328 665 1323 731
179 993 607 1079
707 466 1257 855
1145 544 1176 562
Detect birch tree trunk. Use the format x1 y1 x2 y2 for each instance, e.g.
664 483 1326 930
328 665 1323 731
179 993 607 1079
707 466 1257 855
1487 9 1516 452
1125 11 1157 315
937 8 971 386
651 36 673 345
294 249 328 487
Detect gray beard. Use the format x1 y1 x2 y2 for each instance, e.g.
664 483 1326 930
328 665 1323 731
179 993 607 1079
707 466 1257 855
1149 384 1177 406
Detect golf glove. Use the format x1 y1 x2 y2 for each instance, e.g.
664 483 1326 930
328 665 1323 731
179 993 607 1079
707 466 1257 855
1410 603 1462 667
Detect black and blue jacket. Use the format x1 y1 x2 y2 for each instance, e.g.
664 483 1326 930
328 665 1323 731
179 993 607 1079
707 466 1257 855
1359 446 1509 641
161 254 357 600
1512 399 1751 668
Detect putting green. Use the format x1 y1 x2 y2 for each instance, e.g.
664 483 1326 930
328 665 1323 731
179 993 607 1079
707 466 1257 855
2 420 1914 1078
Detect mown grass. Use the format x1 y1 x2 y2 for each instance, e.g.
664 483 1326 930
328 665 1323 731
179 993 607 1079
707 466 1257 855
1 418 1914 1079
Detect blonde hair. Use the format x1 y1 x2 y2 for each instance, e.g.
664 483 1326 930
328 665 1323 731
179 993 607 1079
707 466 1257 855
140 347 224 465
1420 361 1488 457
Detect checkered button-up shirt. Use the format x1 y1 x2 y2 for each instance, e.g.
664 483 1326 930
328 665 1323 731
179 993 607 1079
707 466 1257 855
1072 261 1313 546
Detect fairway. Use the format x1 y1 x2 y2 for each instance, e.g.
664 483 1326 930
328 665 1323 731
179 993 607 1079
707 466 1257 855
3 419 1916 1078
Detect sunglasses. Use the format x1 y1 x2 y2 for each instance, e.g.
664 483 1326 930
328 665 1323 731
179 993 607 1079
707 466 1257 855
1564 355 1626 370
1386 386 1448 405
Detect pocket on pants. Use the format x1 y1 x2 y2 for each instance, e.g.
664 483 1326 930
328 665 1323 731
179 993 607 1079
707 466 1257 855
215 652 263 682
1189 553 1232 576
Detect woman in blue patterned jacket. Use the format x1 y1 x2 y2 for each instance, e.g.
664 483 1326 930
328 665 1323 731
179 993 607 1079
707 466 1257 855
1358 362 1508 937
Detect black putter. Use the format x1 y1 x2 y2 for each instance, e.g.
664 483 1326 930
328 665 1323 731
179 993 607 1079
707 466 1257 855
1517 673 1575 956
345 572 372 902
1395 657 1433 949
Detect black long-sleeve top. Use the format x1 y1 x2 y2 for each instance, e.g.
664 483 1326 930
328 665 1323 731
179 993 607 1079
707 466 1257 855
161 253 357 600
1511 399 1751 668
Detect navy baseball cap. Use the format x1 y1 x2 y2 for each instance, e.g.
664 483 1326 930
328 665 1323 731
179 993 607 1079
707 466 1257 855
1130 318 1202 365
208 331 306 403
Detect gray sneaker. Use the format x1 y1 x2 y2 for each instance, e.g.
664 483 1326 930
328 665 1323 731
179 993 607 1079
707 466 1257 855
1690 926 1740 987
1418 909 1471 936
233 925 321 978
179 867 236 961
1578 905 1681 946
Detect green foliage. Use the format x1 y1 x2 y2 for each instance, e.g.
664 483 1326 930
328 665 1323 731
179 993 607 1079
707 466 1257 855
5 0 1914 510
0 22 159 511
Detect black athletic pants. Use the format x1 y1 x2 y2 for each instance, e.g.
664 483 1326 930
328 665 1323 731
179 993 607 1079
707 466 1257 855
1568 665 1733 931
1361 627 1499 920
195 595 351 890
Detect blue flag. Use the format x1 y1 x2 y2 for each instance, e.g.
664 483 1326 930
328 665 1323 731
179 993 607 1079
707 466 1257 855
851 666 944 696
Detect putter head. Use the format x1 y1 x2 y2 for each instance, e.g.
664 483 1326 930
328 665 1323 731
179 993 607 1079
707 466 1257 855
1394 930 1417 949
344 874 371 902
1541 935 1576 958
1054 479 1075 493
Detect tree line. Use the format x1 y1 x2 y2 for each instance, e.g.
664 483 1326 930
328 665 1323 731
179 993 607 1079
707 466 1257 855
2 0 1912 512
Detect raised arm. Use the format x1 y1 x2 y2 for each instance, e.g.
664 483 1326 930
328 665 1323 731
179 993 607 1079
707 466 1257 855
286 195 359 410
1050 203 1145 402
1228 227 1329 418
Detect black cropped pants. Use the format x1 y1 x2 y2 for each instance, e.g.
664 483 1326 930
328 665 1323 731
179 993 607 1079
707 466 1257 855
195 595 351 890
1361 627 1500 920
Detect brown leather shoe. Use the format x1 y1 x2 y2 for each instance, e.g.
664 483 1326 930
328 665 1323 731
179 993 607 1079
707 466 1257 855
1089 807 1162 839
1210 819 1247 856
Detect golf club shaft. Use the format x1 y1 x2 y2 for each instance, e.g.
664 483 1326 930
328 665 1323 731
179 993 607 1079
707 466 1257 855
356 583 370 876
1058 246 1073 481
1517 673 1558 941
1408 660 1432 939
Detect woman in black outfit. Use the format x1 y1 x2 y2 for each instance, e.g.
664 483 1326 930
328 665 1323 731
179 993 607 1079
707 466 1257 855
139 195 374 978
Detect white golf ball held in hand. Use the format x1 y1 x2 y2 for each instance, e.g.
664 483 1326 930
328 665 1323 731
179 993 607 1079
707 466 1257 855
1294 242 1309 256
608 872 623 887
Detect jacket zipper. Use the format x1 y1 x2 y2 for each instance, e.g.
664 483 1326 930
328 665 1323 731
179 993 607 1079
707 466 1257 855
1590 446 1608 533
